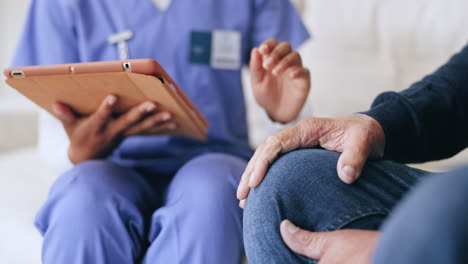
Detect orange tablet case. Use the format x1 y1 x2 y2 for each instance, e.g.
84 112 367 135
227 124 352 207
4 59 208 141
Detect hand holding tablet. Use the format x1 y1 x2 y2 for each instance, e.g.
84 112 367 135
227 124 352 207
4 59 208 142
52 94 178 163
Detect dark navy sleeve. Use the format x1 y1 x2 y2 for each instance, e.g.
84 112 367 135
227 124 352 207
363 44 468 163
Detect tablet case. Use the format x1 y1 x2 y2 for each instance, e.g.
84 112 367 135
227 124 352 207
4 60 208 141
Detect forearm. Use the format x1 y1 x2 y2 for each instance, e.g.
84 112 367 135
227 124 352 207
363 45 468 163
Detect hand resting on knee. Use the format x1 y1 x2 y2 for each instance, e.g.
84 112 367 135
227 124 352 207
237 114 385 206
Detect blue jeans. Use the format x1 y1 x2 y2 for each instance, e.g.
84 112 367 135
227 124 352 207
372 166 468 264
244 149 428 263
35 153 246 264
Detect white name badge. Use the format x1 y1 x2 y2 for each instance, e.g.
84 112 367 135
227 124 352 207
211 30 242 70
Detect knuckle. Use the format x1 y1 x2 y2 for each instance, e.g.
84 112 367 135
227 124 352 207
269 52 280 61
265 135 280 146
268 38 278 44
299 231 315 245
304 233 327 256
300 117 316 127
100 104 113 114
128 111 143 122
150 116 164 127
107 125 123 138
292 52 302 63
97 110 111 120
281 42 292 51
282 55 295 65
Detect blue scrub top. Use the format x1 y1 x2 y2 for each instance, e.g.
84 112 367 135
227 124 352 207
12 0 309 170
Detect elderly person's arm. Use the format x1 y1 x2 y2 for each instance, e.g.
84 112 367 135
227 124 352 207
238 44 468 201
364 44 468 163
238 45 468 264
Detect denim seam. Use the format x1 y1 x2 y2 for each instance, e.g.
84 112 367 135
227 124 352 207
323 207 391 231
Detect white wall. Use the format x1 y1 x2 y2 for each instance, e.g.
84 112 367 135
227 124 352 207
0 0 31 97
300 0 468 171
0 0 39 153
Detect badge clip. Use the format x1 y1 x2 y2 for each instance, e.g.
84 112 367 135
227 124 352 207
108 30 134 60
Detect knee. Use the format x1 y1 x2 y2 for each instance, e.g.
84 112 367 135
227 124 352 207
49 160 120 201
36 160 142 235
170 153 246 201
51 160 120 193
243 149 341 243
245 149 341 219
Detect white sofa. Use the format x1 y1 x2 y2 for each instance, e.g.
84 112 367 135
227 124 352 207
2 0 468 262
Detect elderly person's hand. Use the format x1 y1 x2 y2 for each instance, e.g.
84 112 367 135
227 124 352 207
250 38 311 123
280 219 379 263
237 114 385 206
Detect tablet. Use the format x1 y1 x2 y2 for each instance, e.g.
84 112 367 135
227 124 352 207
4 59 208 141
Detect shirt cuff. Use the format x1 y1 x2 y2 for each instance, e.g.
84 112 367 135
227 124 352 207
361 91 417 160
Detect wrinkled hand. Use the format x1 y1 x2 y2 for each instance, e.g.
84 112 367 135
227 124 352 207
237 114 385 207
250 39 311 123
280 219 379 263
54 94 176 164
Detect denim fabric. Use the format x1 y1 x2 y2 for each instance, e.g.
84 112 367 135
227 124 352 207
243 149 428 264
373 166 468 264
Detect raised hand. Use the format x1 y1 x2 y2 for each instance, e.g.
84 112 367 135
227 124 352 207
250 39 311 123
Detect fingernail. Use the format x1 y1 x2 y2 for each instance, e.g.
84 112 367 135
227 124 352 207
144 103 156 112
342 165 356 182
168 123 176 130
239 200 246 208
263 58 273 69
272 67 281 76
162 113 171 121
260 44 269 53
107 95 117 105
283 220 299 234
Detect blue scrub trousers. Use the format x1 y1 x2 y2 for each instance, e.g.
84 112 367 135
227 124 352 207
35 153 246 264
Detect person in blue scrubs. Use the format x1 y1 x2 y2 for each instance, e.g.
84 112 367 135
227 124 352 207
12 0 310 263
